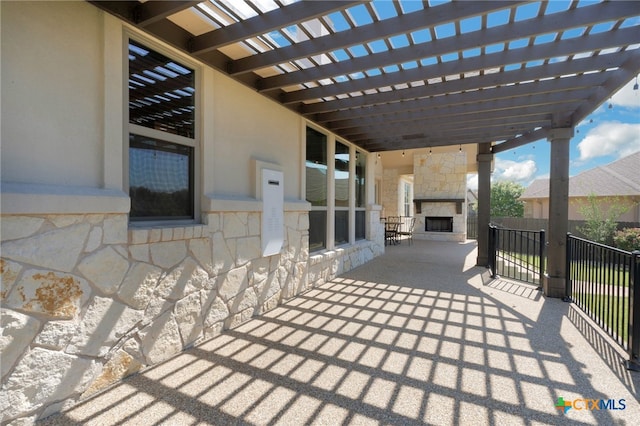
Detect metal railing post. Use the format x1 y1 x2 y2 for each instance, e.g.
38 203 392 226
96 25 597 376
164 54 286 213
564 233 572 301
489 224 496 277
538 229 545 290
628 250 640 371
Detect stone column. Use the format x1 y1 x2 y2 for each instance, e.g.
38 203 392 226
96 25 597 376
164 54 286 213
382 168 399 217
544 127 573 298
476 143 492 266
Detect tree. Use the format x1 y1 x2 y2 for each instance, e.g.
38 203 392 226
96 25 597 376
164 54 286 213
576 194 632 245
490 181 525 217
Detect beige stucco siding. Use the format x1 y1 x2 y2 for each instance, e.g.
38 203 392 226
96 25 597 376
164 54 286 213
209 72 302 199
1 1 104 188
1 1 303 201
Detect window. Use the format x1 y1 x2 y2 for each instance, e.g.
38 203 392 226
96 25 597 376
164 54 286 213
403 181 412 217
335 141 350 245
129 136 193 219
306 127 368 251
306 127 328 251
355 151 366 240
128 40 197 221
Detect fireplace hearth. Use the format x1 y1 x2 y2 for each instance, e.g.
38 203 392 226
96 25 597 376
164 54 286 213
425 216 453 232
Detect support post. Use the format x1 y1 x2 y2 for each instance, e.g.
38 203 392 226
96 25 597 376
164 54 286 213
488 224 497 277
544 127 573 298
564 233 572 301
538 230 545 290
628 251 640 371
476 143 493 267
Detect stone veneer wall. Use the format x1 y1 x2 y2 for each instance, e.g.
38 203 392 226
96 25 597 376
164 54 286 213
381 168 399 218
413 152 467 242
0 208 383 424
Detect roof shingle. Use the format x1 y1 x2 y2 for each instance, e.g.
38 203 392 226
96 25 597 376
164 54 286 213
520 151 640 199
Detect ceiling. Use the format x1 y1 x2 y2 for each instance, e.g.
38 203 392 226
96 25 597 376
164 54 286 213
90 0 640 154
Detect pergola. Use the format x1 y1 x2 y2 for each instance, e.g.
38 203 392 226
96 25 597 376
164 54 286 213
90 0 640 297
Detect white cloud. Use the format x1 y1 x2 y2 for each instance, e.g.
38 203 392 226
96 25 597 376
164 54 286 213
611 78 640 109
492 158 538 184
577 121 640 160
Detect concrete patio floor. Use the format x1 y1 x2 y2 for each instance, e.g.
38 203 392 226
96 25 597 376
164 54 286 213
40 240 640 425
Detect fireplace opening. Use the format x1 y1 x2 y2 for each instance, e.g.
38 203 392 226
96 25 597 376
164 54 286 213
425 217 453 232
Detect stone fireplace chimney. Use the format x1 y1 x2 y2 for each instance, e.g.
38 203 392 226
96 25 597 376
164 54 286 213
412 151 467 242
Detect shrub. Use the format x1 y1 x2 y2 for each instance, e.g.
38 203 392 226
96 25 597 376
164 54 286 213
576 194 632 245
613 228 640 252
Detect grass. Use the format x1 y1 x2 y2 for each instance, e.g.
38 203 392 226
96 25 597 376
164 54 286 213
498 243 635 347
570 263 631 287
504 251 631 286
573 292 629 345
500 251 542 268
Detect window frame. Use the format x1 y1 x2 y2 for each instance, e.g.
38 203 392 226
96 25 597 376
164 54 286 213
355 149 367 241
334 140 350 246
305 124 368 251
305 125 329 252
125 35 201 226
403 180 412 217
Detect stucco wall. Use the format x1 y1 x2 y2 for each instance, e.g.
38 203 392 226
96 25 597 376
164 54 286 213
1 1 104 187
0 1 302 200
210 75 302 199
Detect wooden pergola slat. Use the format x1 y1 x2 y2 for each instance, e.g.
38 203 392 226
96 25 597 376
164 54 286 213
279 25 638 104
228 1 523 75
258 2 638 92
88 0 640 152
189 1 363 54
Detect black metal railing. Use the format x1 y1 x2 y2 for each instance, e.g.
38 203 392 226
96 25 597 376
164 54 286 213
489 224 545 286
467 215 478 240
566 234 640 369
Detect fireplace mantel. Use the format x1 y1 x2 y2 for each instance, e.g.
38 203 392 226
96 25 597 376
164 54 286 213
413 198 465 214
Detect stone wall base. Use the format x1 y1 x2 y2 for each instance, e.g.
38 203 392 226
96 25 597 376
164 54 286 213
1 210 382 424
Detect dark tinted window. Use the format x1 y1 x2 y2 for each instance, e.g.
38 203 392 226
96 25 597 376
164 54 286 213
129 134 193 220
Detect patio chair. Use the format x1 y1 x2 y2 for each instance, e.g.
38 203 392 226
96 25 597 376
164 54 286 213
397 217 416 245
385 217 401 245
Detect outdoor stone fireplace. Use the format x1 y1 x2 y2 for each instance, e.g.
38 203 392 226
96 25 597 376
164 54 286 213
412 152 467 242
425 216 453 232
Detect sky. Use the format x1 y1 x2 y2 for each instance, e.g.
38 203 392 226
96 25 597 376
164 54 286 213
466 78 640 190
468 78 640 189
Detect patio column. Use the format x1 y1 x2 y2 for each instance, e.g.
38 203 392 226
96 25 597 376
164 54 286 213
476 143 493 267
544 127 573 298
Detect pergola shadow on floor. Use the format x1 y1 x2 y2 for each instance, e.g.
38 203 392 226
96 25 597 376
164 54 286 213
41 240 640 425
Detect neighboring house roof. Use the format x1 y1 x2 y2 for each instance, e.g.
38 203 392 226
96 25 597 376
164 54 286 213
520 151 640 200
520 178 550 199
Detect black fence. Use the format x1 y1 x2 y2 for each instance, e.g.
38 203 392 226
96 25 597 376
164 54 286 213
467 216 639 241
566 235 640 369
488 224 545 287
467 214 478 239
